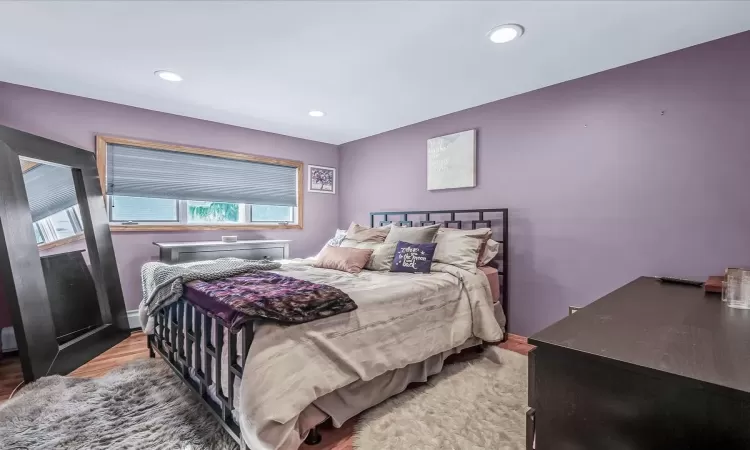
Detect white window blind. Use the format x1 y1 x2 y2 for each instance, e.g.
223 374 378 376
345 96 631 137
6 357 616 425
23 164 79 222
105 145 299 207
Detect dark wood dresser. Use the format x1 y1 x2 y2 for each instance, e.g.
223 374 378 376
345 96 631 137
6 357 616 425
528 276 750 450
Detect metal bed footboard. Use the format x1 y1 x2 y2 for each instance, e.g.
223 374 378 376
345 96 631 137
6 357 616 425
148 299 255 449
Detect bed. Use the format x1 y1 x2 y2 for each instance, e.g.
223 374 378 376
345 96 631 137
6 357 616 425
147 208 509 450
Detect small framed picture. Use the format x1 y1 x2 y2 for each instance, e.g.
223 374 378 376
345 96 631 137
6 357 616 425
308 165 336 194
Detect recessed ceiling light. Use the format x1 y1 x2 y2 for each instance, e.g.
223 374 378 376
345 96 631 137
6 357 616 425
309 110 325 117
155 70 183 82
487 24 524 44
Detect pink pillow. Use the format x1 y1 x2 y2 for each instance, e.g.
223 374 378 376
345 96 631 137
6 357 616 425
314 245 374 274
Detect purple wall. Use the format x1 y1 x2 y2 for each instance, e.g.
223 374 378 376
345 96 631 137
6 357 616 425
339 32 750 337
0 82 339 313
3 32 750 337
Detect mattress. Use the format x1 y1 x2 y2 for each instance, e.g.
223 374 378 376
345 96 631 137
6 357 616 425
183 264 503 327
178 263 503 388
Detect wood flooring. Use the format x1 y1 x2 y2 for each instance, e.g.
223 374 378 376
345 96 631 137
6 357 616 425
1 332 533 449
0 332 149 403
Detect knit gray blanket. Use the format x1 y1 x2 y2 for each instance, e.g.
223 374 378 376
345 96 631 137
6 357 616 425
138 258 281 334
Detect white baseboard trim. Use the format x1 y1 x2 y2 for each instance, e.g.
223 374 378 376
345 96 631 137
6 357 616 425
127 309 141 330
1 326 17 352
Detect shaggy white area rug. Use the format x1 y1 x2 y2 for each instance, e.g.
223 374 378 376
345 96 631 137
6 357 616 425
0 358 237 450
354 347 527 450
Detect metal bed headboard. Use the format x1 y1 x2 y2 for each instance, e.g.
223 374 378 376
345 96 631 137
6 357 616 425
369 208 509 333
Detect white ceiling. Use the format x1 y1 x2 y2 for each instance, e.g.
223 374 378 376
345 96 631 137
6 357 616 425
1 1 749 145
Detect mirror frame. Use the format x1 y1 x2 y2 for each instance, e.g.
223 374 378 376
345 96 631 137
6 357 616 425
0 125 129 381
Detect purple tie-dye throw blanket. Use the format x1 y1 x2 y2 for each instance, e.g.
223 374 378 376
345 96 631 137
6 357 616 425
183 271 357 332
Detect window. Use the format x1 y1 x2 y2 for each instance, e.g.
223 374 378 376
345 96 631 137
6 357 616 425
251 204 294 223
21 158 84 248
187 201 241 223
108 197 294 225
34 224 44 244
97 136 303 230
34 205 83 245
109 196 178 222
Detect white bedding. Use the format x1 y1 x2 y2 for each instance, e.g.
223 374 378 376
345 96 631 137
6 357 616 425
237 259 506 450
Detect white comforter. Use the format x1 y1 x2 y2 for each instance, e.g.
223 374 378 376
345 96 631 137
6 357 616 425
239 260 505 450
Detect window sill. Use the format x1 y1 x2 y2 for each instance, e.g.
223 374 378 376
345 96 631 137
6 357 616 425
109 223 302 232
38 233 85 251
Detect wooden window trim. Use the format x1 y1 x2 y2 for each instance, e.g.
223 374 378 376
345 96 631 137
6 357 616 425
38 232 85 251
95 136 304 232
21 160 40 173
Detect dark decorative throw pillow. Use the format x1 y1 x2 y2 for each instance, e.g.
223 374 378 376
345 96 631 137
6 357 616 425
390 241 437 274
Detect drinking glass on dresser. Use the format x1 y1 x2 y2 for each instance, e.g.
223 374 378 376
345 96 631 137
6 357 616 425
723 268 750 309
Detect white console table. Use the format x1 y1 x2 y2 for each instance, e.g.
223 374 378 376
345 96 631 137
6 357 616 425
153 239 291 264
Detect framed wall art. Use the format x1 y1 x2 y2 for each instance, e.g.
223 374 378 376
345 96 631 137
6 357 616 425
308 164 336 194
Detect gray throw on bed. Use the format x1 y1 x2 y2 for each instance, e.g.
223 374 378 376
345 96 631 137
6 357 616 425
138 257 280 333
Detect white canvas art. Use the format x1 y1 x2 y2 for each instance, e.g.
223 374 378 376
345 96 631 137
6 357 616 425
427 129 476 190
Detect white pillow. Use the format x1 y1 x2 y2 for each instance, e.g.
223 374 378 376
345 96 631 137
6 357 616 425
432 232 483 273
315 229 347 259
327 229 348 247
479 239 501 266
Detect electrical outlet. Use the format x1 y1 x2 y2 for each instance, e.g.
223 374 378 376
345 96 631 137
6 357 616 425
568 306 582 315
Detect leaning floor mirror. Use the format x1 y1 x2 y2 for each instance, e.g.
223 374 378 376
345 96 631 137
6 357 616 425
0 125 129 381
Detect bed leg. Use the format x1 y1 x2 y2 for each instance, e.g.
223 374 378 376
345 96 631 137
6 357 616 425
147 335 155 359
304 426 322 446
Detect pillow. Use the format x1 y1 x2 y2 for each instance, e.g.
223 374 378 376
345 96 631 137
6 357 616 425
438 227 492 241
314 246 374 274
390 241 437 274
479 239 501 266
439 227 493 267
432 232 484 273
384 223 441 244
345 222 391 243
327 229 348 247
314 229 348 259
340 240 398 271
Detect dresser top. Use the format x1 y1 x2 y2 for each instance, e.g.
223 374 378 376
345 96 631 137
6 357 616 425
529 276 750 394
153 239 291 249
